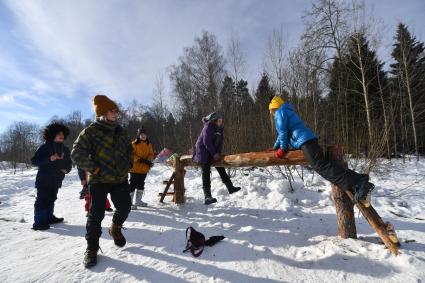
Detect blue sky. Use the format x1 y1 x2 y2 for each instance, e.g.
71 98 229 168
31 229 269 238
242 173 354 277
0 0 424 133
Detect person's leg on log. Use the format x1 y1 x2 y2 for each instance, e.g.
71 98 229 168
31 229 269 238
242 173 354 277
268 96 374 204
301 139 374 202
201 163 217 205
216 167 241 194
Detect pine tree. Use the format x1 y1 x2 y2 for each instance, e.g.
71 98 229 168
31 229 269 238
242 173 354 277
253 73 275 150
329 32 389 159
390 23 425 159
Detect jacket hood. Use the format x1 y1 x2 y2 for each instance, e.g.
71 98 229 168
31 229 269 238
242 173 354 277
43 123 70 142
280 102 294 111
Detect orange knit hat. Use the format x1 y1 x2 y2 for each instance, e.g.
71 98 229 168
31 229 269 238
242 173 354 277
93 95 119 117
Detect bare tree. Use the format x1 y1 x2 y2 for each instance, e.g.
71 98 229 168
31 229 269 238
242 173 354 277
264 26 288 98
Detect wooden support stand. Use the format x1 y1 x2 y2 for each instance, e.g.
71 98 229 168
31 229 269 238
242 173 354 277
159 172 176 203
174 156 186 204
326 146 357 239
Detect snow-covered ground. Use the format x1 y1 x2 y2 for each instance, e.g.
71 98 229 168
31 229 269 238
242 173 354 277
1 159 424 283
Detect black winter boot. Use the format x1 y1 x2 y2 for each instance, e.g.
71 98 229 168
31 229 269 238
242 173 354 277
202 186 217 205
225 181 241 194
32 223 50 231
84 243 99 268
204 197 217 205
108 223 126 247
353 175 375 205
49 216 64 224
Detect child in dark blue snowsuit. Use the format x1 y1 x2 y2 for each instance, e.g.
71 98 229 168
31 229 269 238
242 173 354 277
31 123 72 230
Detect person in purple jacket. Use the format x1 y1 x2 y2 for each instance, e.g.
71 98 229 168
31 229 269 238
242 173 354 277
193 112 241 204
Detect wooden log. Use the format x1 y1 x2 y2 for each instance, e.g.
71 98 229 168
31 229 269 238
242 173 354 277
345 190 400 255
326 145 357 239
174 157 185 204
179 150 308 168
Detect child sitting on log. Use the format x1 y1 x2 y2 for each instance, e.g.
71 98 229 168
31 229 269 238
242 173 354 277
268 96 374 205
192 112 241 205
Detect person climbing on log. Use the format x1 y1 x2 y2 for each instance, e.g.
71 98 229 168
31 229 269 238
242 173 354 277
192 112 242 205
268 96 375 205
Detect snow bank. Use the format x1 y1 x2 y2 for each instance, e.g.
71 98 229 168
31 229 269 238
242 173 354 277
1 159 424 282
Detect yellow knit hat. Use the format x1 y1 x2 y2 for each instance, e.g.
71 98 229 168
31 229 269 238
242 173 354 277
93 95 119 117
269 96 285 110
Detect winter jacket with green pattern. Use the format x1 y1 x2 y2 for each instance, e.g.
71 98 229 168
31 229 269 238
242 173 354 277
71 119 132 184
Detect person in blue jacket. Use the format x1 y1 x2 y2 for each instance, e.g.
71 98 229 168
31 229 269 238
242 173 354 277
269 96 374 204
31 122 72 230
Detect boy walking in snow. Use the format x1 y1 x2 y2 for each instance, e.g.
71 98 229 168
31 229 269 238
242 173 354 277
72 94 132 268
129 127 154 209
268 96 375 204
31 123 72 230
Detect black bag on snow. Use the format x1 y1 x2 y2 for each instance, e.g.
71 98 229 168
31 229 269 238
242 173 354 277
183 226 225 257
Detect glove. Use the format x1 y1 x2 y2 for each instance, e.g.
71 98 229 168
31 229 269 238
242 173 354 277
140 158 154 167
213 153 221 161
275 148 286 159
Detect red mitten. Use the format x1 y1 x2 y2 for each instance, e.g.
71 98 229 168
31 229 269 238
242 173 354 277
275 148 286 159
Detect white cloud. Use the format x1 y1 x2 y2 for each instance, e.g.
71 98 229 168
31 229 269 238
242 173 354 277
1 0 424 129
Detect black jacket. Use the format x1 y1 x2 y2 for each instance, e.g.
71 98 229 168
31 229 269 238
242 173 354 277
31 142 72 188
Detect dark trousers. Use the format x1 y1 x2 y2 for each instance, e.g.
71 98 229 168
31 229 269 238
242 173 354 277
86 182 131 246
34 186 59 225
35 186 59 209
129 173 147 192
301 139 364 191
201 163 231 198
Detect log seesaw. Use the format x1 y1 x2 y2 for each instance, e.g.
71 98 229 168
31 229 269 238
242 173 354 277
162 145 400 255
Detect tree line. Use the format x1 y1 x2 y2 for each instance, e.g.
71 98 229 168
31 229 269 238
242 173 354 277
1 0 424 172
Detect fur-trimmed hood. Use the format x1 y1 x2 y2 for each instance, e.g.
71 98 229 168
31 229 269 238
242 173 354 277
43 122 70 142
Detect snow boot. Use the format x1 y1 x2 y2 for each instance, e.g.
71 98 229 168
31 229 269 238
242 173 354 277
32 223 50 230
108 223 126 247
202 186 217 205
49 216 64 224
353 176 375 207
47 204 64 224
134 189 148 207
33 208 50 230
84 242 99 268
204 197 217 205
224 181 241 194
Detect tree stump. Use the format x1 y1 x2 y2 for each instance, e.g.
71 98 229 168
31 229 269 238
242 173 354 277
325 145 357 239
